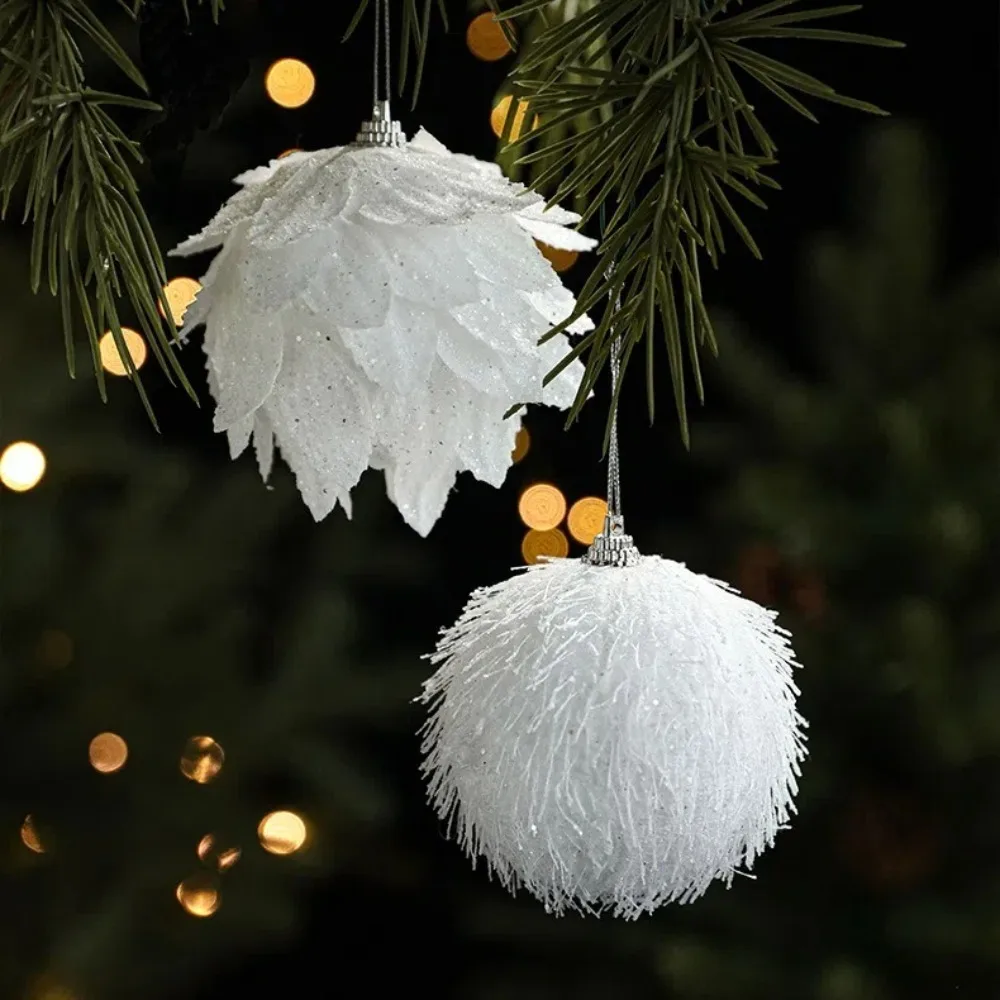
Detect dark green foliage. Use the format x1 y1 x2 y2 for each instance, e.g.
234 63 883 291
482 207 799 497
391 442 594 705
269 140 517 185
0 231 426 999
0 0 199 423
487 0 902 445
696 121 1000 996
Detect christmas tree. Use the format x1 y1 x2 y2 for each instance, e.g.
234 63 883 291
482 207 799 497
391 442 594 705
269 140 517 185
2 1 996 998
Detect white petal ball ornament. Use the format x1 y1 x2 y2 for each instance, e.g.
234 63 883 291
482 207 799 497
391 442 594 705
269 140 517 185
419 519 806 918
172 114 594 535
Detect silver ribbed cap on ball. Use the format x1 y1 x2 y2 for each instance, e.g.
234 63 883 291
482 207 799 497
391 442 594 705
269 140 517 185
584 514 640 567
355 100 406 148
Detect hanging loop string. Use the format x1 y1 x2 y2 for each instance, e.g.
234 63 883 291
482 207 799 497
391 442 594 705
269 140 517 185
372 0 380 106
357 0 405 146
372 0 391 104
606 296 623 519
583 277 640 568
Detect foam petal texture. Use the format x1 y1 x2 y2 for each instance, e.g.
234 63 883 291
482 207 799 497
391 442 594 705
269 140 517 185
173 129 595 534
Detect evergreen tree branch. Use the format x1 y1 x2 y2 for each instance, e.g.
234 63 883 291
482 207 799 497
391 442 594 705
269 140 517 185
0 0 204 421
489 0 903 446
472 1 613 213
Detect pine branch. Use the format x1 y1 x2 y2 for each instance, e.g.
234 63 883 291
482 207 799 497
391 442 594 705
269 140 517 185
0 0 202 421
477 1 613 213
489 0 903 446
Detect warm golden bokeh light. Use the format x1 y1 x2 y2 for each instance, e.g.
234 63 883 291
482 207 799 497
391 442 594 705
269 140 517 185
567 497 609 545
36 629 73 670
258 810 307 855
88 732 128 774
490 95 538 141
518 483 567 531
265 58 315 108
0 441 46 492
21 815 44 854
217 846 241 871
521 528 569 564
467 12 514 61
511 427 530 464
30 979 77 1000
536 241 579 273
197 834 242 872
179 736 225 784
99 328 148 376
176 875 220 917
159 277 202 328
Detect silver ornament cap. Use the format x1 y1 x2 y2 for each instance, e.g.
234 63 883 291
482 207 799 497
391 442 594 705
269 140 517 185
583 513 640 567
355 100 406 148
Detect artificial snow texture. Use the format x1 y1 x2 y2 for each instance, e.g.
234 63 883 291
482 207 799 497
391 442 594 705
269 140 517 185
171 129 595 535
419 556 807 918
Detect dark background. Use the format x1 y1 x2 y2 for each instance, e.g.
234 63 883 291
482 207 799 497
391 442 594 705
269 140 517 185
2 2 1000 999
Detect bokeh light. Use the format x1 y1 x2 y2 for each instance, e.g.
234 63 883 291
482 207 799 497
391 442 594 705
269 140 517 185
88 732 128 774
30 978 76 1000
511 427 530 463
99 327 147 376
518 483 567 531
265 58 315 108
0 441 46 492
179 736 225 784
521 528 569 564
490 95 538 141
258 810 307 855
197 834 241 872
159 277 202 328
537 241 579 273
21 815 44 854
567 497 608 545
176 874 220 917
467 12 514 61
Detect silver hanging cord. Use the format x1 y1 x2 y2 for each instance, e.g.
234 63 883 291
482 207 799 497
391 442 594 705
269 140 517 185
584 285 641 568
356 0 406 147
606 326 623 519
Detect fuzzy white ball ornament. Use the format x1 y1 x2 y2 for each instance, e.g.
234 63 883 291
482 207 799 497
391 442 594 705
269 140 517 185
419 518 806 918
171 117 595 535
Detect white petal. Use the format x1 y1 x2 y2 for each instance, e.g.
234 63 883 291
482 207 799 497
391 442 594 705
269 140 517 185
253 410 275 481
409 129 450 155
340 298 438 394
246 149 353 247
226 414 253 458
202 252 284 429
264 332 374 519
516 215 597 252
173 155 322 256
367 222 480 307
384 457 458 537
456 402 518 488
299 222 392 330
437 310 519 398
459 215 556 290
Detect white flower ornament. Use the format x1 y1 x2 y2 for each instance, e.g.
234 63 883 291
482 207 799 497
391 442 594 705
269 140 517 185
172 127 595 534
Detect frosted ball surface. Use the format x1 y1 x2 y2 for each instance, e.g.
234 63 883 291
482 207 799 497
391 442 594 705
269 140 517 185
420 556 806 917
